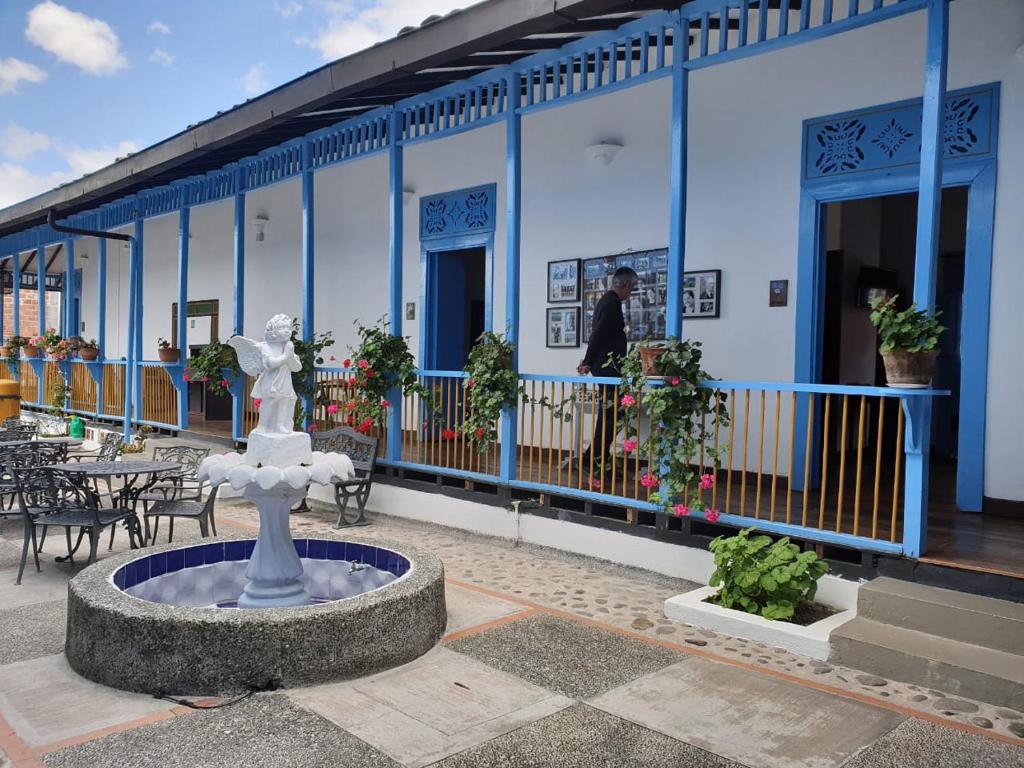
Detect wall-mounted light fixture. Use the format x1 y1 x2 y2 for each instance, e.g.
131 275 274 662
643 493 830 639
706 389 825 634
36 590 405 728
403 187 416 205
584 141 623 167
254 212 270 242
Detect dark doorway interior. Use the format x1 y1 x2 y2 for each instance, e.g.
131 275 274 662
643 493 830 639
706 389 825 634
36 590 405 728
425 246 486 371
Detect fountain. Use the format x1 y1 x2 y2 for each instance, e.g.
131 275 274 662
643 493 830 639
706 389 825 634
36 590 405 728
65 314 447 695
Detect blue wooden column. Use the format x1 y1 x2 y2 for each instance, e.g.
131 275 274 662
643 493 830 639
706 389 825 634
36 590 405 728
665 19 689 340
500 74 522 484
94 238 107 418
300 141 315 422
124 234 140 440
903 0 949 558
12 251 20 342
132 219 144 428
386 110 403 461
64 239 74 337
36 244 45 403
176 201 190 429
232 168 246 440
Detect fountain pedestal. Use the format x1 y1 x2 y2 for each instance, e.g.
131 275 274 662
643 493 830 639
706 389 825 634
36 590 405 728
237 484 311 608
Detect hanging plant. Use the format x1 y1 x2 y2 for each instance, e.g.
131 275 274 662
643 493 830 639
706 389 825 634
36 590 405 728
335 316 423 434
460 331 519 452
4 335 28 367
617 338 728 518
184 340 239 397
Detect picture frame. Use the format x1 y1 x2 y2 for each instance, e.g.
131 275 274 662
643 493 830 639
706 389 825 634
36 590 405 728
547 258 581 303
683 269 722 319
581 248 669 342
546 306 581 348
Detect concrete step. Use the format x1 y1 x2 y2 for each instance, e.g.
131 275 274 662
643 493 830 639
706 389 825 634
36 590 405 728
858 577 1024 655
830 616 1024 710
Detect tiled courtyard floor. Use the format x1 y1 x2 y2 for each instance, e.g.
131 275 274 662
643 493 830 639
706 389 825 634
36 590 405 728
0 487 1022 767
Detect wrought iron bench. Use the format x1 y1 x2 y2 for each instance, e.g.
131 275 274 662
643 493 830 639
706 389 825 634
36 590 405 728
310 426 378 527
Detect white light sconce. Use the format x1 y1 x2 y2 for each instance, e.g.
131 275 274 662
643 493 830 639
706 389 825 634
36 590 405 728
585 141 623 167
254 212 269 242
403 187 416 205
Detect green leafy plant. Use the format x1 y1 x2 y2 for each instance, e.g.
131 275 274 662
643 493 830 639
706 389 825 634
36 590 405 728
120 424 153 455
708 528 829 621
4 335 28 367
47 374 71 417
460 331 518 451
869 295 945 353
78 338 99 351
616 338 728 517
185 340 239 397
41 328 70 360
337 317 422 433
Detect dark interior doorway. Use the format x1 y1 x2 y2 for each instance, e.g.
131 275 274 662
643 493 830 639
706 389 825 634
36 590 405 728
424 246 486 371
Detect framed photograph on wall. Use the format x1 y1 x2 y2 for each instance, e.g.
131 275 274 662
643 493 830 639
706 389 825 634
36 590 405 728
546 306 581 348
581 248 669 342
683 269 722 319
547 259 581 303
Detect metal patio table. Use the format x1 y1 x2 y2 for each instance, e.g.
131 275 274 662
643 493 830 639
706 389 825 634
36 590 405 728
0 437 84 448
48 460 182 561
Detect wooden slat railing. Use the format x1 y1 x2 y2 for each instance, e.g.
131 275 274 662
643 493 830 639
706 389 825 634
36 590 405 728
100 363 125 418
69 361 97 413
139 364 178 427
18 361 37 403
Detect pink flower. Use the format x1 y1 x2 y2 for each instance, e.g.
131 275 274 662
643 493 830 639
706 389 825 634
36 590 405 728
326 402 339 415
588 476 603 491
620 394 636 407
705 508 721 523
201 376 209 383
220 379 229 389
357 359 369 370
466 379 475 389
674 504 689 517
253 398 262 409
346 400 358 411
306 423 318 433
622 438 637 453
182 373 190 382
670 377 680 386
699 473 715 490
380 399 391 408
640 472 658 488
365 369 374 378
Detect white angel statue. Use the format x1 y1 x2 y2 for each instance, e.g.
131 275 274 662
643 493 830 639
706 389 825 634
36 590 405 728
229 314 302 436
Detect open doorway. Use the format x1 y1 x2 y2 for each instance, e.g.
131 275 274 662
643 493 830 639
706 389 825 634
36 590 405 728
423 246 486 371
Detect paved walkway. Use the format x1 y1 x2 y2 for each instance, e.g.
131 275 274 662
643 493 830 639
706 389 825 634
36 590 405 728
0 490 1022 767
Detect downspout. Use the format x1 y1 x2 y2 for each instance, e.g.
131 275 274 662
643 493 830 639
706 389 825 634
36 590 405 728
47 210 137 441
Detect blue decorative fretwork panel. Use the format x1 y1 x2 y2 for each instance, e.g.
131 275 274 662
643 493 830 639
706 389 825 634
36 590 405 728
419 184 496 240
803 84 997 181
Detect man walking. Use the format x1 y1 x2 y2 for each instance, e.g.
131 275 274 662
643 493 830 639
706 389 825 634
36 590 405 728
577 267 637 480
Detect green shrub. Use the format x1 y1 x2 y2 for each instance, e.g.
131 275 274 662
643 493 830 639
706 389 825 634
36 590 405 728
868 295 944 353
708 528 828 621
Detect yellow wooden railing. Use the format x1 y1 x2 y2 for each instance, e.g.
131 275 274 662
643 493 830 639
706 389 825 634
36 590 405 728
140 365 178 426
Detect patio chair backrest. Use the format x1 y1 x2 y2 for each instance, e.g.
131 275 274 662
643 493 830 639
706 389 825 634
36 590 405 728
0 427 36 442
151 445 210 478
3 418 37 434
33 442 69 465
310 427 378 473
12 465 96 515
0 445 39 480
96 432 123 462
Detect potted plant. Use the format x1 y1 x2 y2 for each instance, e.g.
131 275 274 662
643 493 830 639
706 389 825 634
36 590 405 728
24 335 44 358
79 338 100 361
460 331 519 451
184 340 239 397
869 296 945 388
65 335 84 358
157 337 180 363
635 341 667 377
4 335 28 366
41 328 66 359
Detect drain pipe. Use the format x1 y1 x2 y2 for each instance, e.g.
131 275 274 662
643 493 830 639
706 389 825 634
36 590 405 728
46 210 138 441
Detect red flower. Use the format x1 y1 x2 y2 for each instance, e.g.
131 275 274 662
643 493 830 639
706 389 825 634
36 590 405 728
182 372 190 382
588 476 603 491
364 369 374 378
343 358 352 368
640 472 658 489
201 376 209 383
346 414 354 426
346 400 357 411
442 428 456 441
357 359 369 369
380 399 391 408
253 398 262 409
220 379 229 389
475 427 485 439
705 508 721 523
466 379 475 389
326 402 339 415
306 423 318 433
359 417 374 433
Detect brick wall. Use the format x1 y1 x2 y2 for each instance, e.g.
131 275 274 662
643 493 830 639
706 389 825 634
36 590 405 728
2 289 63 341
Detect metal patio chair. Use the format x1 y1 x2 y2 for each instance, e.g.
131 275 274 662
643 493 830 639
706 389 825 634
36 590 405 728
12 464 139 584
310 426 378 527
141 485 220 544
136 445 213 543
68 431 122 463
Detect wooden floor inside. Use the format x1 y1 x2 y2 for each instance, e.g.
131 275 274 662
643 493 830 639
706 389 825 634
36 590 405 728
183 414 233 439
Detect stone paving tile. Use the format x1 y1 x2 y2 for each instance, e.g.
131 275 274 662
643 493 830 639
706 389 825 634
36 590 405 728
0 600 66 665
590 656 906 768
434 702 742 767
0 654 176 749
0 565 74 609
289 646 572 768
42 693 401 768
447 613 686 700
217 500 1024 743
444 583 529 637
842 718 1024 768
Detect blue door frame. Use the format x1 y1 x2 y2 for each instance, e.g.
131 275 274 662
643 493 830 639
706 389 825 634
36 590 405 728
795 158 997 516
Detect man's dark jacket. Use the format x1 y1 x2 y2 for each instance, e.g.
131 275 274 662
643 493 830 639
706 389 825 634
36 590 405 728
583 290 626 374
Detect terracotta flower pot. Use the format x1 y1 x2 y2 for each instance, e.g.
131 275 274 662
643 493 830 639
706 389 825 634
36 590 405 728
22 345 39 358
80 348 100 361
158 347 180 364
638 345 666 377
881 349 939 388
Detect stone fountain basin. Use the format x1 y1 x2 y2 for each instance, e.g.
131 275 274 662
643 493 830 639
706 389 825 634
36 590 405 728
65 535 446 696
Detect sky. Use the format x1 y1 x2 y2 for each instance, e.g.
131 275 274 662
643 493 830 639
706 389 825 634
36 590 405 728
0 0 468 210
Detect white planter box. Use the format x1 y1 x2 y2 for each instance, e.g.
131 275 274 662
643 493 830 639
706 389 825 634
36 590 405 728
663 585 856 660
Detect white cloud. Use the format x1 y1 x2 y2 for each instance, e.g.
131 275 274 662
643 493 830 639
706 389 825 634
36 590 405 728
0 163 73 209
62 140 138 177
0 124 51 160
147 20 171 35
0 57 48 94
302 0 466 61
149 48 174 66
240 63 267 95
25 1 127 76
274 1 303 18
